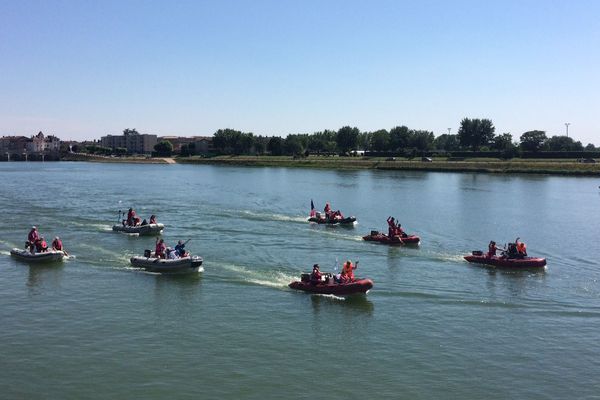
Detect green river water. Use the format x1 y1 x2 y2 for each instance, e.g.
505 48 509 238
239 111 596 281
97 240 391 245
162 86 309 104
0 162 599 399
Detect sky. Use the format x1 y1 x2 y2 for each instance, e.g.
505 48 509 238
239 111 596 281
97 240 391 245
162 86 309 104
1 0 599 144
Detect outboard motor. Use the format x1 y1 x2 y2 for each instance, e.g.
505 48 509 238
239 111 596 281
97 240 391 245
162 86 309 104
144 249 152 258
301 273 310 282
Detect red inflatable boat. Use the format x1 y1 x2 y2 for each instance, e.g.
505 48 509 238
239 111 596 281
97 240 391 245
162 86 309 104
464 251 546 268
289 275 373 295
362 231 420 245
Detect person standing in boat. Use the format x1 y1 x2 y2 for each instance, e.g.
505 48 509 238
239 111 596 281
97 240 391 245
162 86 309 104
27 226 39 252
340 260 357 283
387 217 396 238
324 202 332 220
155 238 167 259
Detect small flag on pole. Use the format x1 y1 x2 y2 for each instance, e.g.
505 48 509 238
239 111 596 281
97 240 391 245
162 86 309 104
310 199 316 217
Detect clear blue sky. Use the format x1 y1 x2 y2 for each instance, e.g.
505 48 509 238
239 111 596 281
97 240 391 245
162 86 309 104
1 0 599 144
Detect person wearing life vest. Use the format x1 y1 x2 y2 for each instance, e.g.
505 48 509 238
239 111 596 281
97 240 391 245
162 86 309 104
341 260 357 283
27 226 39 252
127 208 134 225
324 203 331 216
149 215 157 224
52 237 63 251
36 237 48 253
51 236 69 255
387 216 396 237
488 241 499 257
155 238 166 259
516 238 527 258
310 264 322 284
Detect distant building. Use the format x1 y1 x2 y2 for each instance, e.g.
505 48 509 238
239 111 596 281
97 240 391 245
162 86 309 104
100 131 157 154
0 131 61 161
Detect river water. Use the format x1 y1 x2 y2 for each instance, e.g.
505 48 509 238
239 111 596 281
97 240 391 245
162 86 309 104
0 162 599 399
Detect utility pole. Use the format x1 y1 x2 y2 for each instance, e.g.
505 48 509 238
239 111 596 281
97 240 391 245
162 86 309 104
447 128 451 135
565 122 571 137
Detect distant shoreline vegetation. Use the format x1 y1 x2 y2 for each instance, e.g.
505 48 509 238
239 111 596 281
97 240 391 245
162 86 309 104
199 119 598 159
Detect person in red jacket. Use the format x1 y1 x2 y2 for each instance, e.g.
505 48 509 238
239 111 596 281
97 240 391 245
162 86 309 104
341 260 357 282
310 264 322 284
155 238 166 259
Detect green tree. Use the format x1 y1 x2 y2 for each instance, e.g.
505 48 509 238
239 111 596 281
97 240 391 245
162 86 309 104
519 130 547 152
213 128 243 154
585 143 597 151
492 133 514 151
154 140 173 157
409 130 435 151
389 126 410 151
370 129 390 151
357 132 371 151
307 130 336 153
433 134 460 151
284 135 304 155
253 136 268 155
336 126 360 153
267 137 284 156
123 128 139 135
544 135 584 151
457 118 496 150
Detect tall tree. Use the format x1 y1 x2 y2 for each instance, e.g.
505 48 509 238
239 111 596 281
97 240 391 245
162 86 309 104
409 130 435 151
544 135 583 151
267 137 284 156
457 118 496 150
519 130 547 152
389 126 410 151
336 126 360 153
369 129 390 151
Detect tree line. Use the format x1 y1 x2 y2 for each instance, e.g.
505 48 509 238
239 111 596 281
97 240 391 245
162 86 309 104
207 119 597 157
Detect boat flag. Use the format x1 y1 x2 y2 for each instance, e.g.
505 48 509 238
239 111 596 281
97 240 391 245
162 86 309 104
310 199 316 217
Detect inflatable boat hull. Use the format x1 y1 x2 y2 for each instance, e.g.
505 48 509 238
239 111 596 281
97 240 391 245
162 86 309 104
112 223 164 235
10 248 65 263
289 278 373 295
362 233 420 245
130 255 203 273
464 253 546 268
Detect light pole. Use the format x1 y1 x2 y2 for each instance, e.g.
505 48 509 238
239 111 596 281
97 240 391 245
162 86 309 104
448 128 451 135
565 122 571 137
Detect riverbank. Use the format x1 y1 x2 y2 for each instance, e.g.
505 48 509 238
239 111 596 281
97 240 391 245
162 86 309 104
177 155 600 176
62 153 174 164
58 153 600 175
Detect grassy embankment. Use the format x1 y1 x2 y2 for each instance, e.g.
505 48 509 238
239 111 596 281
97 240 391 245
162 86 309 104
62 153 173 164
61 153 600 175
177 155 600 176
